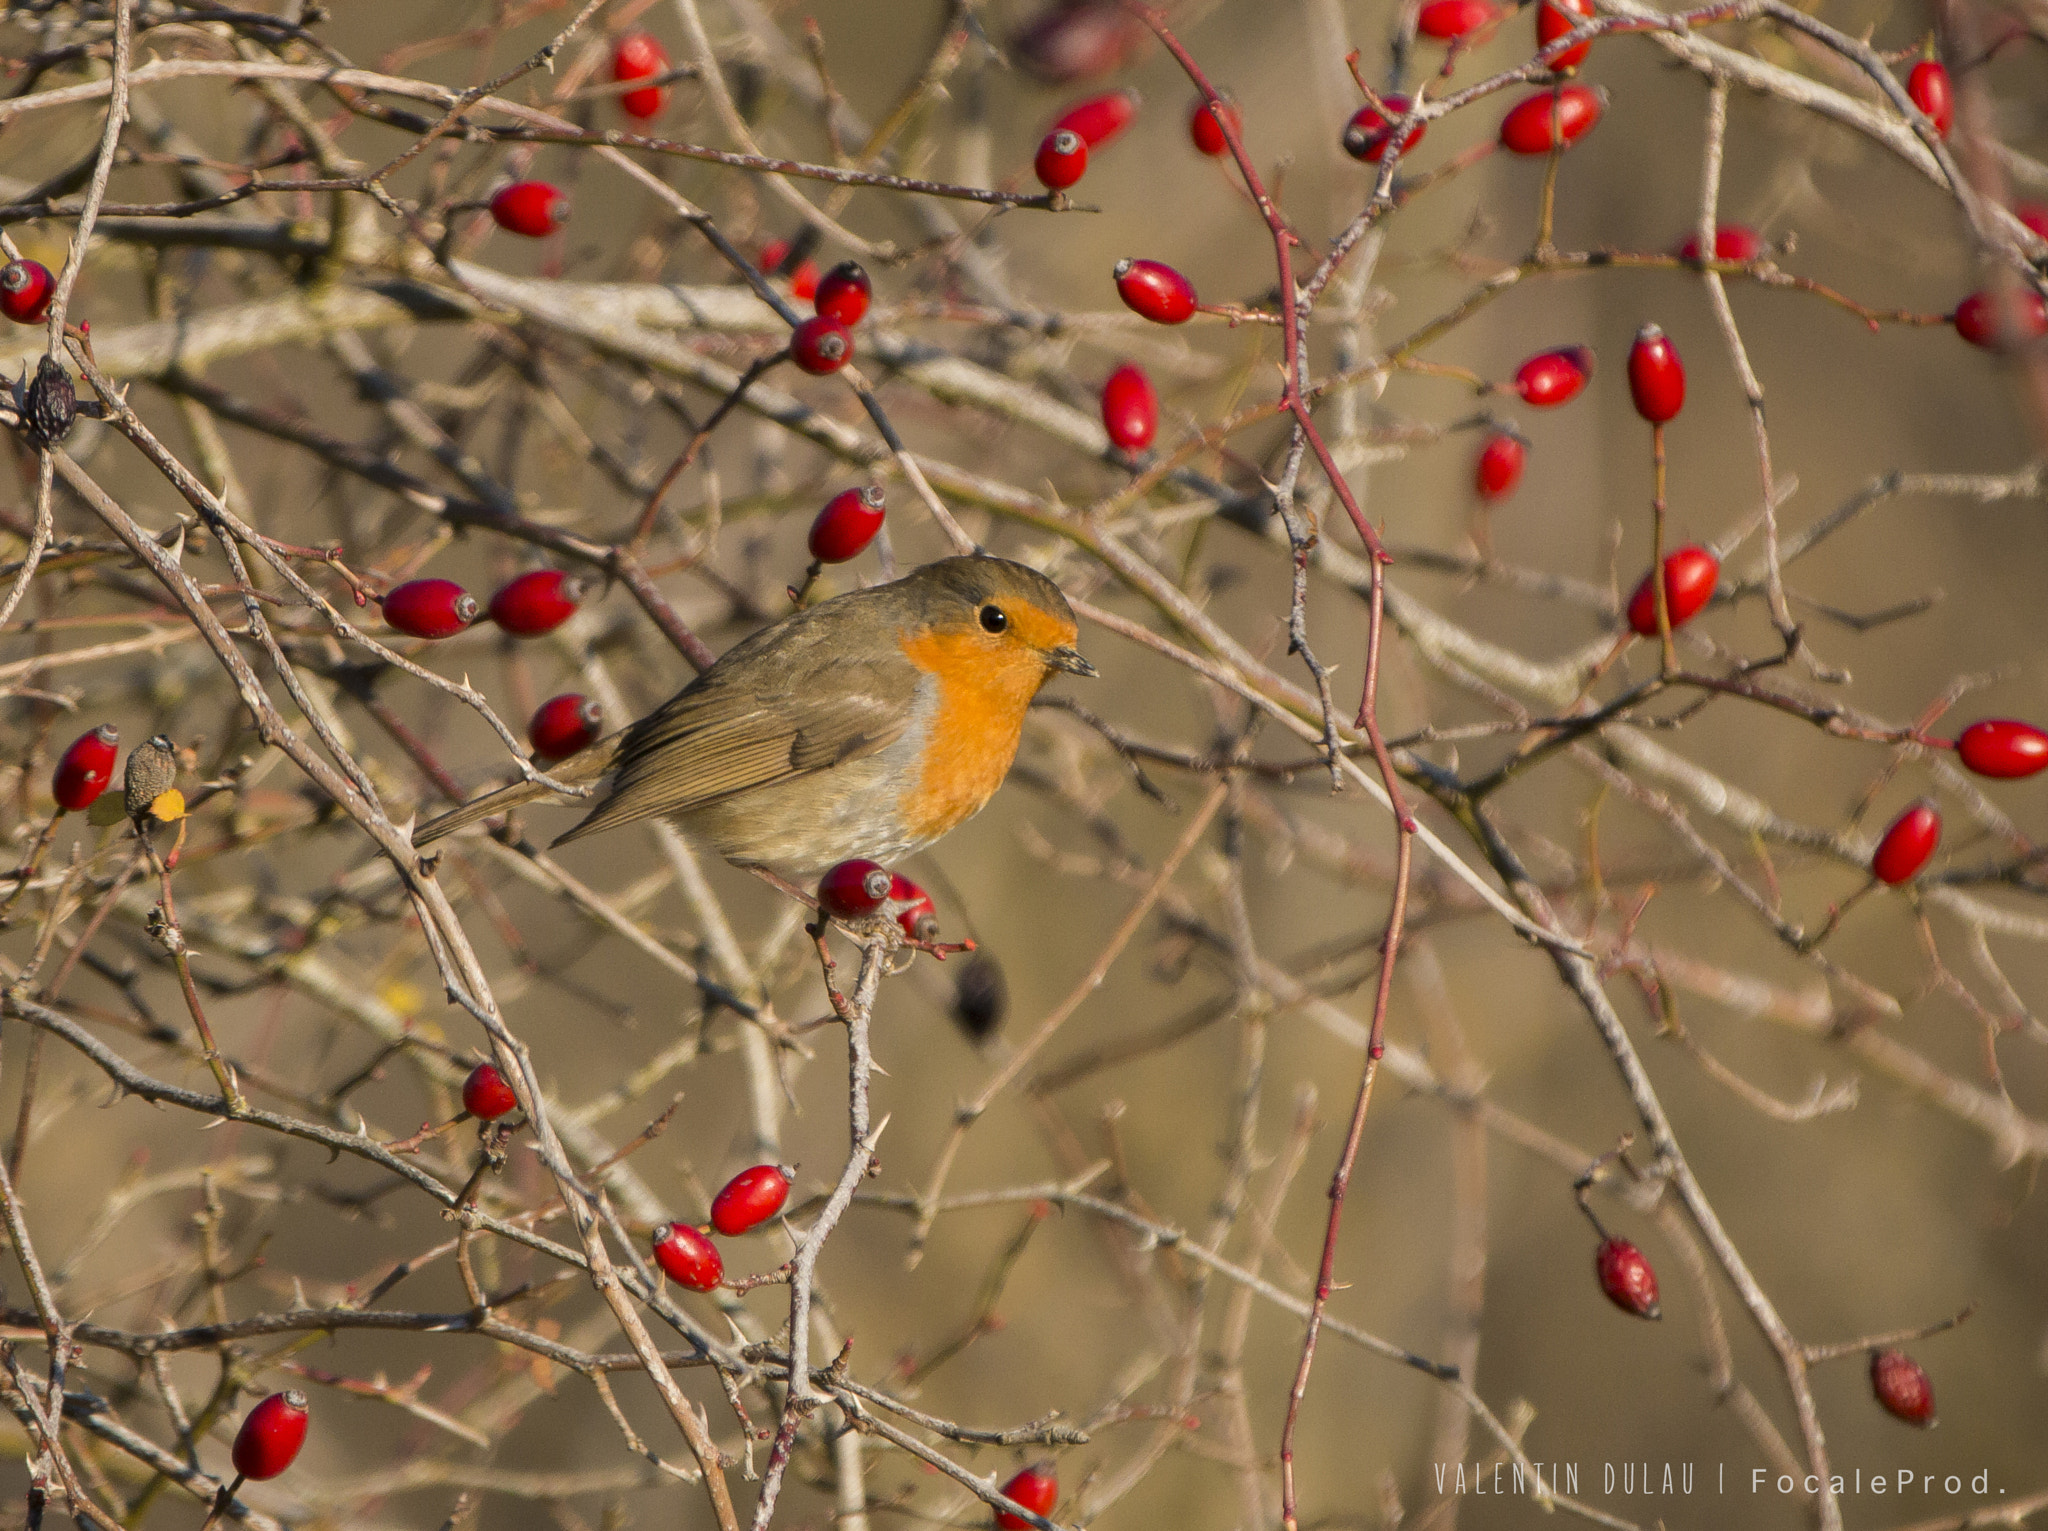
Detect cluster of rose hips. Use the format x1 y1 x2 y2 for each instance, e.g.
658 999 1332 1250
457 1060 795 1295
649 1163 795 1291
1590 1234 1936 1424
816 858 942 943
789 258 871 376
376 570 611 764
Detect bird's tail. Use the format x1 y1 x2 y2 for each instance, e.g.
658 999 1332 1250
412 734 624 847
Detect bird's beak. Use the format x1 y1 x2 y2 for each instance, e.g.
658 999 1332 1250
1047 645 1096 678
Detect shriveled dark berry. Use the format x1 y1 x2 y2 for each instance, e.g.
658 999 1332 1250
23 356 77 447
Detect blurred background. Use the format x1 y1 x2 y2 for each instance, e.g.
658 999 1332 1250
3 1 2047 1529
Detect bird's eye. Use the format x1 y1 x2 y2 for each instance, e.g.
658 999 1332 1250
979 604 1008 634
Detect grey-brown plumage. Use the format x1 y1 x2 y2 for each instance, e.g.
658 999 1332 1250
124 734 178 825
412 556 1091 874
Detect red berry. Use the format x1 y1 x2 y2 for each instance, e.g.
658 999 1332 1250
488 569 583 637
0 259 55 325
52 724 119 812
383 578 479 639
1594 1237 1661 1318
231 1390 309 1481
889 873 940 943
1513 345 1594 407
613 31 670 120
808 486 886 564
1626 323 1685 424
1871 800 1941 885
529 694 603 763
1906 59 1953 139
1536 0 1596 69
710 1164 792 1235
1475 432 1525 502
1675 224 1765 263
1189 97 1241 157
651 1221 723 1290
1418 0 1499 41
1625 545 1719 636
1113 258 1197 324
1498 84 1605 154
1953 288 2048 350
818 859 893 920
1053 89 1140 149
1010 4 1146 84
1870 1348 1936 1426
2017 203 2048 241
462 1062 519 1120
1956 718 2048 779
1034 129 1089 191
790 315 853 374
997 1463 1058 1530
1342 95 1425 162
758 240 820 300
1100 363 1157 452
814 260 872 326
489 181 569 238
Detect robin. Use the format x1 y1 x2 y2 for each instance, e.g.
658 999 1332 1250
413 554 1094 875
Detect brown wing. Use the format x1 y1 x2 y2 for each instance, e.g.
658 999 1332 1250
551 647 922 846
412 734 624 847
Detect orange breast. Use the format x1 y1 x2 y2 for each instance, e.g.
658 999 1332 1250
896 628 1046 841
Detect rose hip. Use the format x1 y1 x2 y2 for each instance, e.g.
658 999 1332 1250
790 315 852 374
1627 323 1685 424
813 260 872 326
889 872 940 942
1625 546 1719 635
462 1062 519 1120
1418 0 1499 41
759 239 820 301
1498 85 1605 154
1475 432 1526 502
1956 719 2048 779
1952 289 2048 350
1113 258 1197 324
1675 224 1765 263
1189 97 1241 157
1034 128 1089 191
1871 800 1940 885
383 578 479 639
0 259 55 325
1536 0 1596 69
1595 1237 1661 1319
489 181 568 237
1052 89 1140 149
489 569 583 636
1513 345 1594 407
613 31 670 120
1342 95 1425 162
651 1221 723 1290
231 1390 309 1481
818 859 893 920
1870 1348 1935 1426
997 1463 1058 1530
529 694 603 762
808 486 887 564
710 1165 792 1235
1906 58 1953 139
53 725 119 811
1100 363 1158 452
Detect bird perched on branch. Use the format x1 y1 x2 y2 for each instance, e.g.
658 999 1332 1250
413 555 1094 876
